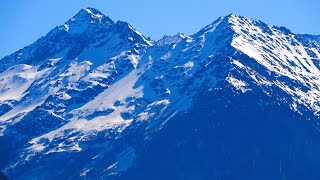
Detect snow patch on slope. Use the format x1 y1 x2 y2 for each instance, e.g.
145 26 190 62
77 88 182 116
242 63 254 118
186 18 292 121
0 65 42 101
229 14 320 114
27 66 146 155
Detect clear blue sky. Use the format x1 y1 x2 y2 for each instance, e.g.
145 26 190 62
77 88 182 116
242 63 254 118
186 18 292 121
0 0 319 59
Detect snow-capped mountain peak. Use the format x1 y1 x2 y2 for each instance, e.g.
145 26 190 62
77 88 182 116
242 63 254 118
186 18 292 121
62 7 114 34
156 33 187 46
2 9 320 179
73 7 113 25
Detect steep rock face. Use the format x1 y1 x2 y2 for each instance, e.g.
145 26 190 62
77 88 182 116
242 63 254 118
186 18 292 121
1 9 320 179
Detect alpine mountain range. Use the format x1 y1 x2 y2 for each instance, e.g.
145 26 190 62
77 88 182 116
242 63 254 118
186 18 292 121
1 7 320 179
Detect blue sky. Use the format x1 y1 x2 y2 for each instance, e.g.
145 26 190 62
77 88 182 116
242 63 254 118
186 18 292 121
0 0 319 59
